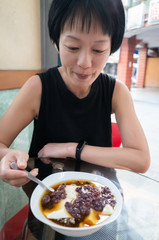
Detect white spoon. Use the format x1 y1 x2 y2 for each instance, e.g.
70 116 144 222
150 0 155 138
10 162 54 192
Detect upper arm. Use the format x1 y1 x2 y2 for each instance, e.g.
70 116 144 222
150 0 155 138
0 75 42 147
112 80 149 152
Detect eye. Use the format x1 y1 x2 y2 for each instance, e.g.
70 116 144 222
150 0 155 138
67 46 79 51
64 44 79 51
93 49 105 54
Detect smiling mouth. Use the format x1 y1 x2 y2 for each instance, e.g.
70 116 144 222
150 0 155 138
75 73 92 80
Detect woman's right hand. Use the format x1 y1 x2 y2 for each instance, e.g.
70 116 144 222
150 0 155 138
0 150 38 187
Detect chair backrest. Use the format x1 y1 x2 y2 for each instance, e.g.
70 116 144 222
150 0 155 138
111 122 122 147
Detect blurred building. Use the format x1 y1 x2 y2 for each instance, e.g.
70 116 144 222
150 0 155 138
118 0 159 89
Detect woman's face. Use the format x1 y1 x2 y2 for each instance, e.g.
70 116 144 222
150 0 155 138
58 21 111 97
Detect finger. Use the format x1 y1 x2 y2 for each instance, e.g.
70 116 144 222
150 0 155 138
30 168 39 177
16 151 29 169
11 168 39 185
1 150 29 170
8 169 38 186
40 158 51 164
38 149 43 158
1 168 28 181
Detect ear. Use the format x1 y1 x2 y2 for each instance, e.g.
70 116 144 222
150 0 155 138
54 43 59 53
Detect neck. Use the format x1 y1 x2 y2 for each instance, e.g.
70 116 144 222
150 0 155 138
58 67 91 99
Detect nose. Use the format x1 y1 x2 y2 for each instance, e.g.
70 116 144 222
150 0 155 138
77 50 92 69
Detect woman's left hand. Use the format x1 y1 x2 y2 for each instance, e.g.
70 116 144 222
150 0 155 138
38 142 77 159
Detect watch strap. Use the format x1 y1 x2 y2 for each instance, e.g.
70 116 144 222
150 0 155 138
75 140 87 171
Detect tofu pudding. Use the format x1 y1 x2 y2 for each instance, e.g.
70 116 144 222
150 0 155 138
40 180 116 228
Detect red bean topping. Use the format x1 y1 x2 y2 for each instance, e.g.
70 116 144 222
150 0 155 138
41 181 116 222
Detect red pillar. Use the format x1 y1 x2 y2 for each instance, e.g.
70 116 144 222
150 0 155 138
117 36 136 90
136 45 147 88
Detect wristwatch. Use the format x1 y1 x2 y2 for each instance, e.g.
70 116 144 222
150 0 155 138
75 140 87 171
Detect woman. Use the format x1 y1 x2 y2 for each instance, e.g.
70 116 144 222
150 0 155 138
0 0 150 239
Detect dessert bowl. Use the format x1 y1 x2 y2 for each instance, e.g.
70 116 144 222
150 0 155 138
30 171 123 237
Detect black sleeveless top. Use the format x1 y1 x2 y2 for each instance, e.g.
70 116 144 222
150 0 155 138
29 67 116 179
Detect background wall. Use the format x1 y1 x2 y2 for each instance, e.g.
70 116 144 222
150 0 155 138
0 0 41 70
0 0 42 89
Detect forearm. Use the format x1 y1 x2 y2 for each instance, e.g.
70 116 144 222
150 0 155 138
79 145 150 174
37 142 150 174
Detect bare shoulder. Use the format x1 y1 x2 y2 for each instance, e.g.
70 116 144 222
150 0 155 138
112 80 132 114
113 80 130 100
16 75 42 117
21 75 42 96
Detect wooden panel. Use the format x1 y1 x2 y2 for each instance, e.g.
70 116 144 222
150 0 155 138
0 70 43 90
145 58 159 87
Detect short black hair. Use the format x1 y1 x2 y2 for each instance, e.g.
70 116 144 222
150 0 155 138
48 0 125 54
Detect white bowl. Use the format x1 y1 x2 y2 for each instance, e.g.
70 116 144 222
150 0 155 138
30 171 123 237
